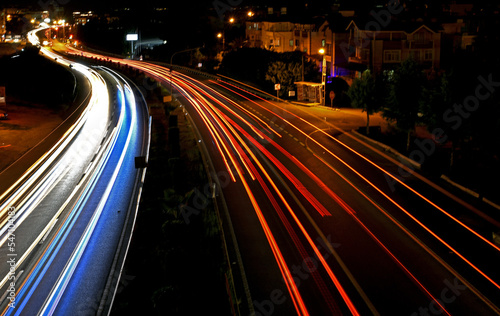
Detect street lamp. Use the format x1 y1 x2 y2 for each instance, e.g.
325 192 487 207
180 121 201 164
319 48 326 106
217 32 225 54
169 46 203 98
218 17 235 57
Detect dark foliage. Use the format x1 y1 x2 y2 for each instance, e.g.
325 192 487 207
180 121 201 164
0 47 76 109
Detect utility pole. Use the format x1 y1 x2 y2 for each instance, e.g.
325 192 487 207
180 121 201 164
169 46 204 98
301 54 304 82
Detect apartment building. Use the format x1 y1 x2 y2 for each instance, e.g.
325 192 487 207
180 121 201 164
245 20 318 54
345 20 441 74
245 14 446 79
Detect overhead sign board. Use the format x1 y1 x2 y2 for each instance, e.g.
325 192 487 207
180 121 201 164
126 34 138 41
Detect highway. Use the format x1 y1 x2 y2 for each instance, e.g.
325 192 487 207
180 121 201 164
157 70 500 316
0 29 150 315
21 29 500 315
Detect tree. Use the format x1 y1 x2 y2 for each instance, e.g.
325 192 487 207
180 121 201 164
265 61 302 97
265 52 320 98
328 77 350 108
383 57 426 151
219 48 276 87
347 70 378 135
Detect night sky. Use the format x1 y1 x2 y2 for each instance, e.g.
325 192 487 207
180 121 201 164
0 0 412 11
4 0 496 18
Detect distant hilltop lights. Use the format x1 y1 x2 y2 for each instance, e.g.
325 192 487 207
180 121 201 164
73 11 94 25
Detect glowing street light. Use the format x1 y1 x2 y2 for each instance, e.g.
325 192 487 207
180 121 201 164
217 32 225 55
319 48 326 106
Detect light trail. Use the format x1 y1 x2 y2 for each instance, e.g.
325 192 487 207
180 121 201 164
220 112 360 315
0 34 110 293
186 82 356 312
211 80 500 291
0 63 141 316
0 29 140 316
51 45 500 314
125 62 316 315
215 79 500 251
217 105 449 315
175 76 332 217
164 74 311 314
147 67 364 314
99 59 446 315
40 69 137 315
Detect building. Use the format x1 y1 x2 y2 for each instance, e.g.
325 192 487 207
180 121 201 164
345 20 441 75
315 17 353 79
246 20 320 54
1 7 49 42
244 13 367 80
1 9 6 41
441 18 475 53
73 11 96 26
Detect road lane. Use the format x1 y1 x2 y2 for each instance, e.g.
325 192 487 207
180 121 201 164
206 78 500 314
0 29 150 316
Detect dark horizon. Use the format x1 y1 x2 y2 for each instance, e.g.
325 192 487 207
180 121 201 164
3 0 498 11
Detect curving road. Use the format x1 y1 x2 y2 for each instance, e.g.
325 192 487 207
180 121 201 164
0 29 150 315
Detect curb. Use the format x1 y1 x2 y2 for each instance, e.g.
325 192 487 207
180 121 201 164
289 101 320 108
349 130 500 211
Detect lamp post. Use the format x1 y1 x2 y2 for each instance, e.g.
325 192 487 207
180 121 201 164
319 48 326 106
217 17 235 58
169 46 203 98
217 32 225 56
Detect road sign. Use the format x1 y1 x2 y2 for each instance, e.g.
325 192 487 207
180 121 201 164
275 84 281 90
329 90 335 101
